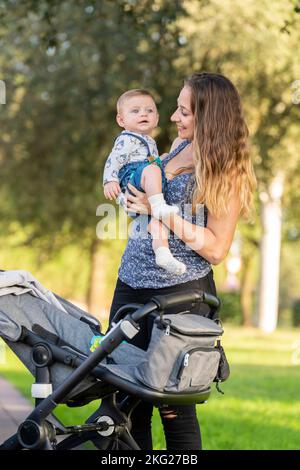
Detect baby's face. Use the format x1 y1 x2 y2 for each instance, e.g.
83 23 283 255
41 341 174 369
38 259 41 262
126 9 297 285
116 95 159 135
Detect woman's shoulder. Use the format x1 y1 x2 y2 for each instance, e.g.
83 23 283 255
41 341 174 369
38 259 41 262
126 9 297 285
169 137 185 153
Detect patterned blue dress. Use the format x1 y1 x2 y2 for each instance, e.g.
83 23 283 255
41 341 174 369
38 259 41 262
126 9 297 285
118 140 212 288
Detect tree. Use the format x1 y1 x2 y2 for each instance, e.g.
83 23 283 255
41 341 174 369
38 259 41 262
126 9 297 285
176 0 300 330
0 0 189 313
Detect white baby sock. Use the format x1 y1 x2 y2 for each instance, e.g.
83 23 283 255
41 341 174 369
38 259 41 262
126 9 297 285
155 246 187 275
148 193 179 220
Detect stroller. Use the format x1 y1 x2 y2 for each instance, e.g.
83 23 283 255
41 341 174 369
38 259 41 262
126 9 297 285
0 274 223 450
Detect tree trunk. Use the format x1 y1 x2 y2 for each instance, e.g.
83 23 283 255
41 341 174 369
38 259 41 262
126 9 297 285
240 253 254 327
258 174 284 333
86 238 107 320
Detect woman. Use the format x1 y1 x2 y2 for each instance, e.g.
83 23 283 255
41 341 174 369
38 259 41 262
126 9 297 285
109 72 256 450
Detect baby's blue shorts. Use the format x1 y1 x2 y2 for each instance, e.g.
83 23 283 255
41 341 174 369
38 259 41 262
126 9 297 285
118 160 167 195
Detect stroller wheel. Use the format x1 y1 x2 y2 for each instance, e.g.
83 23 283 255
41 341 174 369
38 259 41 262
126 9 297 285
18 419 56 450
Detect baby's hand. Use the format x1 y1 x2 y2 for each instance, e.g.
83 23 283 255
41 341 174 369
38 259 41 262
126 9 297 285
104 181 121 200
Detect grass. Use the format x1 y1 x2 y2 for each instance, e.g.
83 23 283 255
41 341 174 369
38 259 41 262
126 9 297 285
199 327 300 450
1 326 300 450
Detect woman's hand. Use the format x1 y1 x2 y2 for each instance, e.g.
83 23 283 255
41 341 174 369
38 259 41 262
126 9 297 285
124 183 151 215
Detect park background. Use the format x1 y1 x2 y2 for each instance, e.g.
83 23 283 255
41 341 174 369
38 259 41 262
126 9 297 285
0 0 300 449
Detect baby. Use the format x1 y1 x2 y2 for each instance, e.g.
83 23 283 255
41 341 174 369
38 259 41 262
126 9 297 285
103 89 186 275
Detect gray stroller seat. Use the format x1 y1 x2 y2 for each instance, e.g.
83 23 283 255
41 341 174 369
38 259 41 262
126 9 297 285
0 284 221 450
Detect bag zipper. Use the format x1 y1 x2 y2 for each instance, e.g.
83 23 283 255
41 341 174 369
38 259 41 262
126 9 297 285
176 347 219 380
161 321 220 337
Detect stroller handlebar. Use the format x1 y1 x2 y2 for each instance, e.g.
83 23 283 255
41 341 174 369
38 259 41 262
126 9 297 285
202 292 221 310
129 290 220 324
150 290 203 312
130 301 159 323
150 289 220 313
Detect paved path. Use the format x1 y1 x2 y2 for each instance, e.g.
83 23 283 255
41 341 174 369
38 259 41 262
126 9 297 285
0 375 33 445
0 377 86 449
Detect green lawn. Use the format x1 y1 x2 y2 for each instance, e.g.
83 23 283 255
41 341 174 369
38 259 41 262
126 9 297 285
1 326 300 450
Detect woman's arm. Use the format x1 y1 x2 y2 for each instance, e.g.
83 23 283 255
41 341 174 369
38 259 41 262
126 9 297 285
125 184 240 265
162 195 241 265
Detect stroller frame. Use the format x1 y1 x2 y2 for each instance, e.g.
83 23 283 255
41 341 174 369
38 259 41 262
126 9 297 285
0 289 220 450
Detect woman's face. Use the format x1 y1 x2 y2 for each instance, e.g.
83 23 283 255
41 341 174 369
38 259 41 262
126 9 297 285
171 86 194 141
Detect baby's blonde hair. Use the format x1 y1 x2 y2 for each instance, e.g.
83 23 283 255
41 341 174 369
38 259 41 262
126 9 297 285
117 89 156 113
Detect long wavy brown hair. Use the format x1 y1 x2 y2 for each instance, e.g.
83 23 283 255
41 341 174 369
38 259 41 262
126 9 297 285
182 72 256 219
